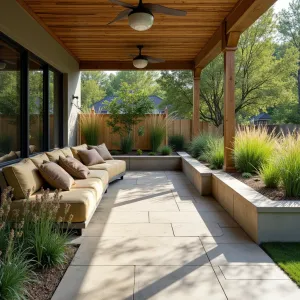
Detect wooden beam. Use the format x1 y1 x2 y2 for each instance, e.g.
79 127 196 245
16 0 79 62
192 68 202 137
79 61 194 71
223 32 241 172
194 0 276 68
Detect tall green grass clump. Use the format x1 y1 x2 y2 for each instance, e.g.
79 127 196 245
277 134 300 197
80 112 101 145
259 159 281 188
201 137 224 169
168 135 185 151
161 145 173 156
189 133 214 159
233 127 276 173
120 134 134 154
148 115 167 152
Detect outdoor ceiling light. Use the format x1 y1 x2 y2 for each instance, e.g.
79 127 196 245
133 57 148 69
128 10 154 31
0 61 6 70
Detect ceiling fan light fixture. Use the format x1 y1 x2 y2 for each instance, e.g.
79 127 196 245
128 11 153 31
0 62 6 70
133 57 148 69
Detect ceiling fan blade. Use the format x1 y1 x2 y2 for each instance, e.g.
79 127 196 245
145 56 165 63
108 0 135 9
144 4 187 16
107 9 132 25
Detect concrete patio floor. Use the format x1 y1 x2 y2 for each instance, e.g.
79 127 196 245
52 171 300 300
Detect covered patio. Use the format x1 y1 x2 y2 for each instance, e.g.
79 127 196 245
2 0 300 299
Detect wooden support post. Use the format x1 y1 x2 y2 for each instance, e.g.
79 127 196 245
192 68 202 138
223 31 240 172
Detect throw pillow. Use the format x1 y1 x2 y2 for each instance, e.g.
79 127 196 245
59 156 90 179
77 149 105 166
39 161 74 191
88 143 113 160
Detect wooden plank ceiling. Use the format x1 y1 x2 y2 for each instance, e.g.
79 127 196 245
17 0 275 69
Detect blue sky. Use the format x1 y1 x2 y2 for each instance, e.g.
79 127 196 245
273 0 292 12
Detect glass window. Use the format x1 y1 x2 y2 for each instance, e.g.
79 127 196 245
29 58 43 153
0 40 21 163
50 70 60 149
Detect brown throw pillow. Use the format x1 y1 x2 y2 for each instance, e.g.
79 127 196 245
59 156 90 179
39 162 74 191
77 149 105 166
88 143 113 160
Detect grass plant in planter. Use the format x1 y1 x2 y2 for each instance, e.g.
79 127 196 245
148 115 167 152
80 112 102 146
161 145 173 156
168 135 185 151
189 133 214 159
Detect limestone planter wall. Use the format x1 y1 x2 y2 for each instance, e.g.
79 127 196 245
112 155 181 171
179 152 300 244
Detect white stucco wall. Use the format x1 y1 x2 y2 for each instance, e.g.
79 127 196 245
0 0 81 146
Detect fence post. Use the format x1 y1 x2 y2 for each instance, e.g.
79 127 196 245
165 107 168 146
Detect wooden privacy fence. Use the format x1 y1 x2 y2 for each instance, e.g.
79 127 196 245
78 113 222 150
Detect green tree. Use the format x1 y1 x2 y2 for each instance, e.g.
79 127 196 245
104 82 154 137
81 71 107 110
158 9 298 126
106 71 161 96
278 0 300 111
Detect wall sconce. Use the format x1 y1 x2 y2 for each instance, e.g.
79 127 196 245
72 95 79 100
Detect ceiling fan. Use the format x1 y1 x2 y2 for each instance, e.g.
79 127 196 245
130 45 165 69
107 0 187 31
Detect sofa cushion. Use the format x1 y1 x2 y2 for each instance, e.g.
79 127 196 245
73 177 104 200
88 170 109 186
30 153 50 167
88 160 126 181
46 149 66 163
59 156 90 179
39 162 74 191
0 151 18 163
89 143 113 160
61 147 74 158
78 149 105 166
3 159 44 199
10 188 98 223
71 144 88 161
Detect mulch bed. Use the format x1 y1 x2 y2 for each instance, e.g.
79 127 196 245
27 245 79 300
112 150 179 156
229 172 299 201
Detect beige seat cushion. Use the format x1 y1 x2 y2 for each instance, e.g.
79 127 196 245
78 149 105 166
71 144 88 161
39 162 75 191
46 149 66 163
10 188 97 223
0 151 18 163
73 177 104 200
59 156 90 179
61 147 74 158
30 153 50 167
3 159 44 199
88 160 126 181
89 143 113 160
88 170 109 186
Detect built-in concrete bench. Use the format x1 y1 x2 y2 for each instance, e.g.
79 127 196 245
179 152 300 243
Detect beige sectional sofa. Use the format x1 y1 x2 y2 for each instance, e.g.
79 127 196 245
0 145 126 235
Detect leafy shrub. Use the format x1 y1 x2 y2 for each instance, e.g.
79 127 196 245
189 133 214 158
242 172 252 179
201 138 224 169
234 127 276 173
259 160 281 188
161 146 172 156
168 135 185 151
136 149 143 155
148 152 156 156
80 113 101 145
277 134 300 197
148 115 167 152
110 150 120 155
120 134 134 154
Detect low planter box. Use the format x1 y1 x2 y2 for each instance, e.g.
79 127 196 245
179 152 300 244
112 155 182 171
